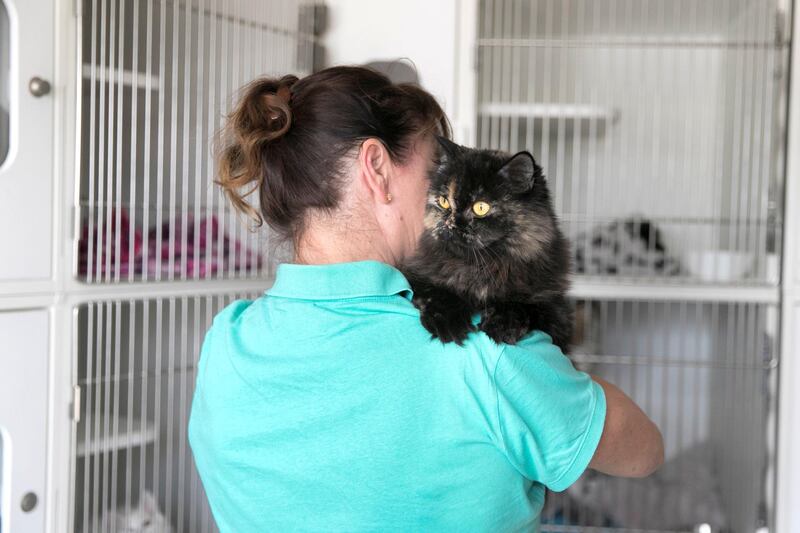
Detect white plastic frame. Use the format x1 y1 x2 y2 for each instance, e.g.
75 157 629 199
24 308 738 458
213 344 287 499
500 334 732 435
0 0 17 176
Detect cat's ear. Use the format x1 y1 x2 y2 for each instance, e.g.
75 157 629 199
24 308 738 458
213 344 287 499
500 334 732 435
139 490 157 514
435 136 460 161
498 151 538 192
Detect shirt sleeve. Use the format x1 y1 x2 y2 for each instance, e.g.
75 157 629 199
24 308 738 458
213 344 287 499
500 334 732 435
491 331 606 492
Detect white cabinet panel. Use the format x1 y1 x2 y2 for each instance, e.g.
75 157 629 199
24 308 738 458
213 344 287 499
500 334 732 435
0 309 49 533
0 0 53 281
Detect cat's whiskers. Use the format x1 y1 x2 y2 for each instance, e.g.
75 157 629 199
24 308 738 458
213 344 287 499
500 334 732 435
469 247 481 269
475 240 502 266
474 246 491 276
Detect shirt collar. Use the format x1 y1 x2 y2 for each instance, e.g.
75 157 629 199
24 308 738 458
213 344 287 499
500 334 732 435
265 260 414 302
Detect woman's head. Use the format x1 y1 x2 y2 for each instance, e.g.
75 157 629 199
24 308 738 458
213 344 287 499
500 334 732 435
216 66 450 265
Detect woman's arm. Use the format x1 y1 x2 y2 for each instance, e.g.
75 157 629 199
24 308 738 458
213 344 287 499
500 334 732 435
588 375 664 478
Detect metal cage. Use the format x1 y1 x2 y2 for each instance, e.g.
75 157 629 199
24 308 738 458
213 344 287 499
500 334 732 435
552 299 777 531
68 0 792 531
475 0 790 531
76 0 320 283
70 0 321 531
70 293 261 533
477 0 790 287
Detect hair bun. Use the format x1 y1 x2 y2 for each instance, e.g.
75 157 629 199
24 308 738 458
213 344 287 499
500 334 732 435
216 75 298 227
232 76 297 144
276 83 292 107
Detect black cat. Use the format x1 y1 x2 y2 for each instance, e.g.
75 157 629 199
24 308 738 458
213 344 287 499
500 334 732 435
401 137 573 351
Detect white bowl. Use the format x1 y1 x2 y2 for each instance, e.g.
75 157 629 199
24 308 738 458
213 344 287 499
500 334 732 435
685 251 754 282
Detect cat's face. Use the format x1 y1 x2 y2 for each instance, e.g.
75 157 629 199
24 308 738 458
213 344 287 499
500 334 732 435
423 137 556 261
102 491 175 533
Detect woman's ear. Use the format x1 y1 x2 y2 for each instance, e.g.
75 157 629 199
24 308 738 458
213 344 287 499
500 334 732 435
358 138 393 204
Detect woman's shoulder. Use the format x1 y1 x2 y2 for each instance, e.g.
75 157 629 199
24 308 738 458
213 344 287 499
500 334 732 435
455 316 561 364
436 323 569 391
199 298 260 363
212 298 256 326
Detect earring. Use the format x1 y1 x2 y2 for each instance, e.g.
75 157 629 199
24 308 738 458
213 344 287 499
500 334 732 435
386 193 393 203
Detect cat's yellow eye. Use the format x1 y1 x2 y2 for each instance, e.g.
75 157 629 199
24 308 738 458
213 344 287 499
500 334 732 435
473 201 491 217
437 196 451 210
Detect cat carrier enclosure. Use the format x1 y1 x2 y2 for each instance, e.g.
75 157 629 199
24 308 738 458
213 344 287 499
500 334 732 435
465 0 792 531
2 0 800 531
68 1 322 531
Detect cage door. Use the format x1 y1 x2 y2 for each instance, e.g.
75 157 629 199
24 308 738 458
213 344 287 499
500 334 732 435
0 309 49 533
0 0 54 282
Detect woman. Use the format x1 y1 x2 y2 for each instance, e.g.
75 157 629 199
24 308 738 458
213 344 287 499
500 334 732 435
188 66 663 532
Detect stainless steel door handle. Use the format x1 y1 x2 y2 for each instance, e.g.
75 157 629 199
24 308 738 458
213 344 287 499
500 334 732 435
28 77 51 97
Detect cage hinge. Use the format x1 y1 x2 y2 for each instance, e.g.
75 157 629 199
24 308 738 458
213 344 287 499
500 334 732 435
71 385 81 423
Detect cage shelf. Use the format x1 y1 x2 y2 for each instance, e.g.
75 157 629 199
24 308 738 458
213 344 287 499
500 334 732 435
570 277 779 304
541 524 702 533
68 277 272 305
479 102 619 121
570 352 777 371
81 64 161 90
477 36 786 49
77 416 156 457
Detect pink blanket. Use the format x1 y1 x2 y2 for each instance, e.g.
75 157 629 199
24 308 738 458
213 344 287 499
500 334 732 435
78 208 263 280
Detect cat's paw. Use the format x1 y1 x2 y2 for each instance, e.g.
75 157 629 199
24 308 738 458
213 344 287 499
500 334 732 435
480 306 531 345
414 294 475 346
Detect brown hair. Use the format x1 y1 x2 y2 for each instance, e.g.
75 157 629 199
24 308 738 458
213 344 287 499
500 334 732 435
215 66 451 242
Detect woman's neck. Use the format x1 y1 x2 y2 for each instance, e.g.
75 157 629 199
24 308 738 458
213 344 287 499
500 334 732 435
293 218 398 266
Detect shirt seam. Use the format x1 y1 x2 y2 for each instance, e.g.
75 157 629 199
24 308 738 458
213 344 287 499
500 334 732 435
217 319 295 405
492 343 602 487
196 324 215 383
265 293 413 303
492 344 520 475
546 380 601 488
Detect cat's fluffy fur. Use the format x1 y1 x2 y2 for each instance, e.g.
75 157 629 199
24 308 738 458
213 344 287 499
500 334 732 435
401 137 573 350
91 490 175 533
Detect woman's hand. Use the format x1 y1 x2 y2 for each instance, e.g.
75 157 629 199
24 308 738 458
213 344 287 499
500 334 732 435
588 375 665 478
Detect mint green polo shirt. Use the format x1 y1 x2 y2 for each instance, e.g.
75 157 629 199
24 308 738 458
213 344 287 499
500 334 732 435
188 260 605 532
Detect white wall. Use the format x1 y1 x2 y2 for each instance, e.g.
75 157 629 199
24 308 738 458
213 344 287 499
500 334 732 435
0 2 9 164
322 0 459 124
777 1 800 530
